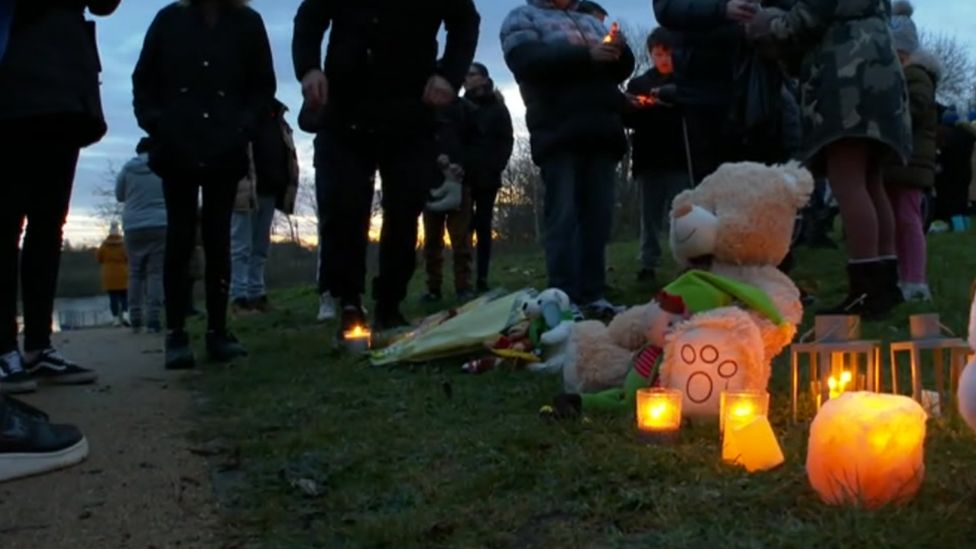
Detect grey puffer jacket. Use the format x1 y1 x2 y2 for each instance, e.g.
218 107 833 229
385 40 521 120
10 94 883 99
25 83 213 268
116 154 168 232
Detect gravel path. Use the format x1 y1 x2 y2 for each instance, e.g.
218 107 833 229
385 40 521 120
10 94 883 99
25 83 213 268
1 328 221 548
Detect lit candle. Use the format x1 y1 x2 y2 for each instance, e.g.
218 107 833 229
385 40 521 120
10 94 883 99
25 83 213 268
828 371 853 400
603 22 620 44
720 390 770 434
636 388 682 441
342 324 372 355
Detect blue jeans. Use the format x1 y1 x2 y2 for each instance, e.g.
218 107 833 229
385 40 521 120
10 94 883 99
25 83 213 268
125 227 166 326
638 170 692 269
539 152 617 303
230 195 276 300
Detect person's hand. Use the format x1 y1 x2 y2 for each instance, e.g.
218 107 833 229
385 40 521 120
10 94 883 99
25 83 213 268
746 7 784 40
301 69 329 110
590 44 622 63
423 75 456 107
727 0 760 23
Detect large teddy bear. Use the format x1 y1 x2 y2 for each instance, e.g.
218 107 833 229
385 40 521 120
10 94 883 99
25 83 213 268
667 161 813 367
552 162 811 417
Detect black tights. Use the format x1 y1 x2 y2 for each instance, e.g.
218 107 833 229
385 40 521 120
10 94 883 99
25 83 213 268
162 177 237 334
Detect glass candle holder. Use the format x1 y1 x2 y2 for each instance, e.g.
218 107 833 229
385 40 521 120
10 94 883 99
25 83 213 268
720 390 770 434
342 324 372 355
636 388 682 442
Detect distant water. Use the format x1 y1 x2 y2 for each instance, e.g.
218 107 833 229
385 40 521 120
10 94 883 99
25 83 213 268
17 296 115 333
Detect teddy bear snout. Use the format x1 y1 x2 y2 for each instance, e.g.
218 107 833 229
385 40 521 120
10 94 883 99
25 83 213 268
670 205 719 261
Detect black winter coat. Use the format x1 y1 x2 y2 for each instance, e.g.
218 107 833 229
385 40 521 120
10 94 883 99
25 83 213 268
0 0 120 146
652 0 742 108
132 3 276 181
624 69 686 176
292 0 480 135
463 89 514 189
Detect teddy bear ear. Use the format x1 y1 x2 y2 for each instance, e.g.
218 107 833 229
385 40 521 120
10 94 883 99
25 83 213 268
778 161 814 207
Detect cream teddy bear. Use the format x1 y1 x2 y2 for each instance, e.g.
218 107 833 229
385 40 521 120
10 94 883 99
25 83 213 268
668 161 813 368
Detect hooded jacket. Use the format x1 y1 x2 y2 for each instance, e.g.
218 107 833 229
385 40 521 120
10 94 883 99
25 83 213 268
886 50 942 189
97 234 128 292
0 0 120 146
463 88 515 189
501 0 634 164
116 154 167 231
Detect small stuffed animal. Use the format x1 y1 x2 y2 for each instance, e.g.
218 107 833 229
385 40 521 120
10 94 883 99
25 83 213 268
957 287 976 432
521 289 575 374
427 155 464 212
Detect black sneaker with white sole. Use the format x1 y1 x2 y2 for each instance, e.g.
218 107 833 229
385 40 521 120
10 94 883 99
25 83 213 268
0 397 89 482
0 352 37 395
23 348 98 385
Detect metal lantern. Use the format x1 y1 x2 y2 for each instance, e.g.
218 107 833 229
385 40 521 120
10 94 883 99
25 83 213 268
889 314 970 413
790 316 882 421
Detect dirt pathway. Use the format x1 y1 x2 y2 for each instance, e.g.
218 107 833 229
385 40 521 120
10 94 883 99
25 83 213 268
0 329 222 548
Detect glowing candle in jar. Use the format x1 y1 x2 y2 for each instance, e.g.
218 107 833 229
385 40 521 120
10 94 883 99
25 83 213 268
828 371 853 400
342 324 372 354
720 390 770 434
636 388 682 441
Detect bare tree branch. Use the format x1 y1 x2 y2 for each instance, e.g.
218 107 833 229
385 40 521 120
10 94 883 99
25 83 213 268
919 31 976 107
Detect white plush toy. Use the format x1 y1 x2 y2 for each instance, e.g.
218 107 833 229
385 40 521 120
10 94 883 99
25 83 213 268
957 289 976 433
521 289 576 375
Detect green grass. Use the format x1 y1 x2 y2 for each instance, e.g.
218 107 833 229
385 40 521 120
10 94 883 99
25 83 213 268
194 234 976 548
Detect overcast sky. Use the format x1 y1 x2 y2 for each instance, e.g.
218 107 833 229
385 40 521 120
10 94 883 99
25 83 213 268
66 0 975 243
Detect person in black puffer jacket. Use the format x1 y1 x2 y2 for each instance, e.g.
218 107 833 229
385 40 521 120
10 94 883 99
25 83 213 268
624 27 690 284
653 0 764 180
292 0 480 337
0 0 119 484
501 0 634 316
462 63 514 293
133 0 277 369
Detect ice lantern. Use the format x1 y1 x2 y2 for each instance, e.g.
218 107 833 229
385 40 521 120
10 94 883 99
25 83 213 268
806 392 928 509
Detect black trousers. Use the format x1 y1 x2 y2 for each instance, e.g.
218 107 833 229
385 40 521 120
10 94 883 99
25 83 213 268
162 176 237 334
0 138 78 353
314 129 437 306
470 186 498 285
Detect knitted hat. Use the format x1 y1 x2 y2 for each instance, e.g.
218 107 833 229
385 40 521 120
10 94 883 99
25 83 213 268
656 270 785 325
890 1 919 54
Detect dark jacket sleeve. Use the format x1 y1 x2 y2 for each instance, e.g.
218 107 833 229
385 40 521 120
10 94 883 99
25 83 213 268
613 42 636 83
292 0 332 81
654 0 730 30
493 103 515 175
132 12 164 135
86 0 121 16
438 0 481 92
244 13 277 137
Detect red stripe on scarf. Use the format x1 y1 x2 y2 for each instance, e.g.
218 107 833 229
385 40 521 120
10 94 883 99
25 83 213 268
634 345 662 378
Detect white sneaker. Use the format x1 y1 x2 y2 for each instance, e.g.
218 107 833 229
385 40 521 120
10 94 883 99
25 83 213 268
112 316 123 328
900 283 933 302
317 293 337 322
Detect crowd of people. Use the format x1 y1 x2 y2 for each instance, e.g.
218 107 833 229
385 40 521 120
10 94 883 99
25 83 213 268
1 0 974 482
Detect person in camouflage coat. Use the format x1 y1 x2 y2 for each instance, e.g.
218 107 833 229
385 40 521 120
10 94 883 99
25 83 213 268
749 0 912 319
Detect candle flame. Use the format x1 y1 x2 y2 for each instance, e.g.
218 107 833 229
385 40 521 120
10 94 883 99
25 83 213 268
633 94 657 107
344 324 371 339
603 22 620 44
732 403 755 418
828 371 853 399
646 403 668 421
